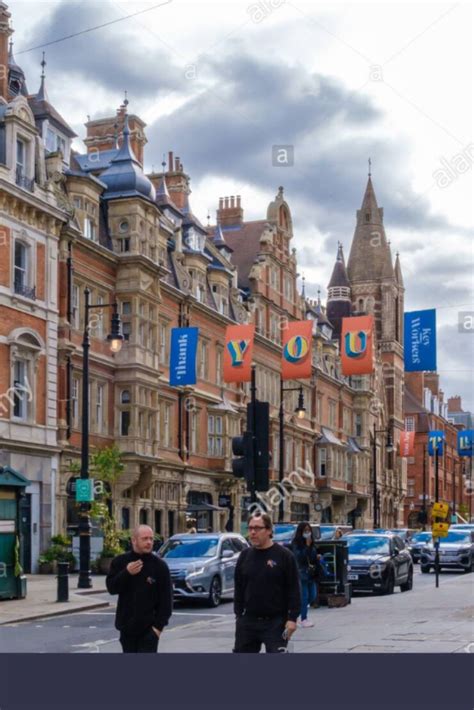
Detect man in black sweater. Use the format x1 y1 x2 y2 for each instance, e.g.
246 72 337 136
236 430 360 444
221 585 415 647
233 513 300 653
106 525 172 653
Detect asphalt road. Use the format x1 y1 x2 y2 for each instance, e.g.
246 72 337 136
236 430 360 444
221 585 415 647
0 566 468 653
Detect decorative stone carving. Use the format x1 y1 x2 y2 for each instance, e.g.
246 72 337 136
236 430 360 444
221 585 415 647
46 170 75 219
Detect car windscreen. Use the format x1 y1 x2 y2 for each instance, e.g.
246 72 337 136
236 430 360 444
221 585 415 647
346 536 390 555
439 531 471 545
411 532 432 543
160 538 219 558
319 526 337 540
273 524 296 536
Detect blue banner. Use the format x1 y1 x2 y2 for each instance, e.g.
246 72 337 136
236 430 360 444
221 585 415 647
404 309 437 372
457 430 474 457
169 327 198 386
428 430 445 456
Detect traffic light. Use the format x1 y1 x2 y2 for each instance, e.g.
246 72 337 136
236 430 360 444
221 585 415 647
253 401 270 492
231 431 254 488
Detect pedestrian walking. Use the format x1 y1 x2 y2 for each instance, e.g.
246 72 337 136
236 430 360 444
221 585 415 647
106 524 172 653
291 522 322 627
233 513 301 653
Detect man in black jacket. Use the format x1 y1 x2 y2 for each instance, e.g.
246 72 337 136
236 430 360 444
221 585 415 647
106 525 172 653
233 513 300 653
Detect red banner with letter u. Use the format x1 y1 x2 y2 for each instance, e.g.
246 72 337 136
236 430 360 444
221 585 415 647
223 324 255 383
281 320 313 381
341 315 374 375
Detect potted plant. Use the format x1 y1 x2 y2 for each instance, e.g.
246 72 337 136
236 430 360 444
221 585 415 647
38 534 76 573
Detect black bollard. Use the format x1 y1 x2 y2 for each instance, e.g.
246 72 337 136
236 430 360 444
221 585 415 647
57 561 70 603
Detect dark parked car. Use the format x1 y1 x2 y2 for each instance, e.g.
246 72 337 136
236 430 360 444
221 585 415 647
344 533 414 594
420 529 474 573
407 531 432 563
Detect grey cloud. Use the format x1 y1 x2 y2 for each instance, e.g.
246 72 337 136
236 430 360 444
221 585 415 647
20 0 187 101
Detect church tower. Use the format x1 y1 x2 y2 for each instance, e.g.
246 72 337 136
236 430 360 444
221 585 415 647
346 169 406 525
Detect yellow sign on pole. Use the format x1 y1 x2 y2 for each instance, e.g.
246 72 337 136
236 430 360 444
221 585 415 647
432 521 449 538
432 502 449 519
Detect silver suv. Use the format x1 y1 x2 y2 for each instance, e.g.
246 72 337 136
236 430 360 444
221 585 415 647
159 533 249 607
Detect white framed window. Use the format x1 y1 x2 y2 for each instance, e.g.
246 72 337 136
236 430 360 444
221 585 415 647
72 377 80 426
405 416 415 432
16 138 25 174
13 240 29 295
84 217 96 241
198 340 209 380
190 411 198 453
208 415 223 456
12 359 28 420
162 402 171 447
96 383 104 434
216 348 223 386
355 413 363 437
72 285 80 329
96 294 104 337
159 322 169 364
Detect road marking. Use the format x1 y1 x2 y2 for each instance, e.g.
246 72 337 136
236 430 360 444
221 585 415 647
88 626 97 629
82 611 115 615
35 625 43 628
63 625 71 629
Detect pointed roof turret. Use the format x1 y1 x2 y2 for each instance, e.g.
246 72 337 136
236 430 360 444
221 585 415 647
8 39 28 96
328 242 350 290
395 252 404 286
347 172 394 283
100 109 156 202
36 52 48 102
213 222 233 253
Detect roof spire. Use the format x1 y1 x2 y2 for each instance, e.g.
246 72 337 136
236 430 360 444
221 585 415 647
37 51 49 102
368 157 372 177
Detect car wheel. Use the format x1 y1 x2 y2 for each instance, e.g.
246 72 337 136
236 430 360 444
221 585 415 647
400 567 413 592
420 565 430 574
383 569 395 595
207 576 222 607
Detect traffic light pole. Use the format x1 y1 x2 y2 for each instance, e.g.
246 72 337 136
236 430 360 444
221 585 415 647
250 366 257 504
422 444 427 531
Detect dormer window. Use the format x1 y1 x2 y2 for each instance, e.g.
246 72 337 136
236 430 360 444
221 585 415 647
46 128 67 158
16 139 25 174
186 227 205 252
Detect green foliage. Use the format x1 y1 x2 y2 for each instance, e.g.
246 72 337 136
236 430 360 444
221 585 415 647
14 536 23 577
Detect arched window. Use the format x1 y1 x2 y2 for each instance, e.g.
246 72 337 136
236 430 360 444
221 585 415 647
6 329 43 422
120 389 131 436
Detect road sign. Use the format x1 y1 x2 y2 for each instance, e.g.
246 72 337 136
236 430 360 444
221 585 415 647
432 521 449 538
432 502 449 519
75 479 94 503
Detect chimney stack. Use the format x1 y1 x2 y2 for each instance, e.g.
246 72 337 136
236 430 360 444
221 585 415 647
217 195 244 228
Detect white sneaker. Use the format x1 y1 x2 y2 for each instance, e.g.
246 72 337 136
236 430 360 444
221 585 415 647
300 619 314 628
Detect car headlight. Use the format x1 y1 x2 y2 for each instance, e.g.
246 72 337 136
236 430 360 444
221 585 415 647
186 566 206 577
369 562 387 574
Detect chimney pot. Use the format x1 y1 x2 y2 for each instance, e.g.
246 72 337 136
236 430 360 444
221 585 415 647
230 196 235 208
219 198 224 209
175 156 180 171
168 151 173 171
236 195 241 207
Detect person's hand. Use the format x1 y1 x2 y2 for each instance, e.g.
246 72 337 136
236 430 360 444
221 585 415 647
152 627 161 638
285 620 297 639
126 560 143 575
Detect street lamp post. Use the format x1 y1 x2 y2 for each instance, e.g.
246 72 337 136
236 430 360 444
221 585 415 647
278 380 305 523
421 444 427 531
371 424 393 529
77 288 123 590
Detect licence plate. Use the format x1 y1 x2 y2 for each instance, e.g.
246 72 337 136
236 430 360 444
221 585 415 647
348 573 359 581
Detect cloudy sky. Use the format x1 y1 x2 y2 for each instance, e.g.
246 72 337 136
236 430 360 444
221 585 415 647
12 0 474 411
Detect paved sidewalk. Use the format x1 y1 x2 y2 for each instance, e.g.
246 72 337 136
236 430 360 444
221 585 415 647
0 574 109 625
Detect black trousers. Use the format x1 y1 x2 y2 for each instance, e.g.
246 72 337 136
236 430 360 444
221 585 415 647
119 628 159 653
233 615 288 653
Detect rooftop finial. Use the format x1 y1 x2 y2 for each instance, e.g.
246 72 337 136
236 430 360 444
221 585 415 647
41 51 46 79
317 288 321 306
368 157 372 177
302 275 306 298
123 90 129 109
207 209 211 227
37 51 49 101
8 38 12 56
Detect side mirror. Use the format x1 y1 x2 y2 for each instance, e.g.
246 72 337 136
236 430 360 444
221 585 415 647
221 549 234 559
